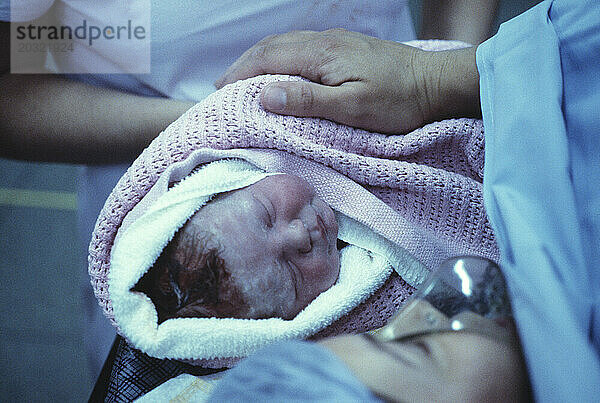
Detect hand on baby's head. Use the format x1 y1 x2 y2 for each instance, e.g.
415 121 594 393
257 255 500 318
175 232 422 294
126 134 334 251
134 174 340 323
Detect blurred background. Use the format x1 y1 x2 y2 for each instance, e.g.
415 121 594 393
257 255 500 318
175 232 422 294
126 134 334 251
0 1 539 401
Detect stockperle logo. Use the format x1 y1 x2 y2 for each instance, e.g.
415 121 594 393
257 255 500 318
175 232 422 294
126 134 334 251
10 3 151 74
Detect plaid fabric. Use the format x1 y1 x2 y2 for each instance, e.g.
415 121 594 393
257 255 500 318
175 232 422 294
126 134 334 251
96 336 223 402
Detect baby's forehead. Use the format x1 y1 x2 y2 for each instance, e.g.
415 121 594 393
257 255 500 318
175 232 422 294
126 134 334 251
190 188 257 228
180 192 266 258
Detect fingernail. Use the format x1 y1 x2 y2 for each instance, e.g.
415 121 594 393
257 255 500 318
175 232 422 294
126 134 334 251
262 86 287 112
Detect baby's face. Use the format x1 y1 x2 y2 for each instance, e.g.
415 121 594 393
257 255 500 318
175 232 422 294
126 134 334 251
178 174 340 319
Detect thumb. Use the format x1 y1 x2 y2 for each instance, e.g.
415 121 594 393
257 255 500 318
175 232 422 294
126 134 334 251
260 81 351 122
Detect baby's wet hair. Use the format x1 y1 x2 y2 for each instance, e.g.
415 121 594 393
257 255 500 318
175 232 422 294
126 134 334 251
132 230 232 323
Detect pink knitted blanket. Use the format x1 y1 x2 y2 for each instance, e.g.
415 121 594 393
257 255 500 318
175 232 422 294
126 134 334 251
89 42 498 359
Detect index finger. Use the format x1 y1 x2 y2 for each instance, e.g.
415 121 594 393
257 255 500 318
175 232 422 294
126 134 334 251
215 30 327 88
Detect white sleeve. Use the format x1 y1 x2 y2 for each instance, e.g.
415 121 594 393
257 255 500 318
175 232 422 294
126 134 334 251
0 0 55 22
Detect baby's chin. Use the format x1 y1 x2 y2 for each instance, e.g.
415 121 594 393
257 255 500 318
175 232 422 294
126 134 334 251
287 256 340 319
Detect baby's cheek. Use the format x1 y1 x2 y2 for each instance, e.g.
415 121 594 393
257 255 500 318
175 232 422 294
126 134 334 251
324 252 340 289
301 254 339 297
232 264 294 319
215 276 251 318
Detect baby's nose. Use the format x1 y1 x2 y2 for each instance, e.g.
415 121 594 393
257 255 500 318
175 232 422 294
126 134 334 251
280 218 311 254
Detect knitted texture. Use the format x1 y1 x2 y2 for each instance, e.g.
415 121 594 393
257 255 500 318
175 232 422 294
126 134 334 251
89 40 497 360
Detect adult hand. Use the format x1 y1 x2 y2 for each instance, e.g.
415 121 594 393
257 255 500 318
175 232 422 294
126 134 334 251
216 29 480 134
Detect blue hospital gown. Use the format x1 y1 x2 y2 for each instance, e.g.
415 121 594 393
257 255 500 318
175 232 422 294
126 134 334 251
478 0 600 401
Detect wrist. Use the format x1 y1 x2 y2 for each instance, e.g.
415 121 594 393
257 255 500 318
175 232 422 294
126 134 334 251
423 46 481 122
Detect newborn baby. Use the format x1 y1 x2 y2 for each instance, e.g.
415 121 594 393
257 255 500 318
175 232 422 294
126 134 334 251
92 72 492 365
134 174 341 323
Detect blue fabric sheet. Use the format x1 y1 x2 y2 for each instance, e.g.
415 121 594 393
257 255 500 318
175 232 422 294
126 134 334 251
477 0 600 401
208 340 381 402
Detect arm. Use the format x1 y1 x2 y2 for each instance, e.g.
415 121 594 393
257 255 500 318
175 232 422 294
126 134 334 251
216 29 480 134
420 0 499 44
0 22 194 164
